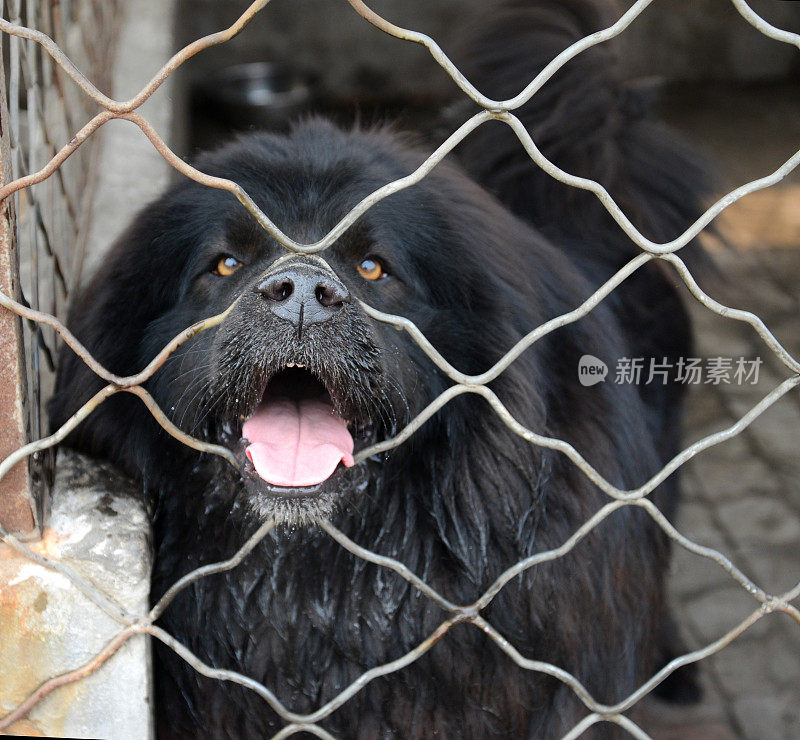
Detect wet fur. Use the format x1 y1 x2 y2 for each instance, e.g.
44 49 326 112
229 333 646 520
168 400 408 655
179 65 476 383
51 1 707 736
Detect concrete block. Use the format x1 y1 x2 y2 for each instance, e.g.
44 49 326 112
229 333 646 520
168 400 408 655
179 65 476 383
0 451 152 739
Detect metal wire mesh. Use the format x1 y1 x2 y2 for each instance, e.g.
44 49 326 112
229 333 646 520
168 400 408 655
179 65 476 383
0 0 120 522
0 0 798 737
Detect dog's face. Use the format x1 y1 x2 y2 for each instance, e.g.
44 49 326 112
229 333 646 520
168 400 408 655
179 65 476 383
155 217 410 523
176 252 394 522
58 122 541 524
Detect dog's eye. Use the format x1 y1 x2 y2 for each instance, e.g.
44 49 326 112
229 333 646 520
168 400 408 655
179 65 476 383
356 258 387 281
213 256 243 277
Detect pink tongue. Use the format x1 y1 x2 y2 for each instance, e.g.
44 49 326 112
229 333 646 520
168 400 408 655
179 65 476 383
242 397 354 487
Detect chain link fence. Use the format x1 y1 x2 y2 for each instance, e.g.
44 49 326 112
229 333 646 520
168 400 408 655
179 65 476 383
0 0 798 737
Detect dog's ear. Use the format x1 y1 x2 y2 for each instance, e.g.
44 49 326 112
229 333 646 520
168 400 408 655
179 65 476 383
49 199 189 480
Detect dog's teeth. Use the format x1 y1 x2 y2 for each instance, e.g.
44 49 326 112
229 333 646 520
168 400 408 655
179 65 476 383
286 362 296 368
296 363 305 368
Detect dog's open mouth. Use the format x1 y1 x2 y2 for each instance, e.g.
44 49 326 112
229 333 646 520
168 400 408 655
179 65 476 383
242 366 355 488
222 365 378 500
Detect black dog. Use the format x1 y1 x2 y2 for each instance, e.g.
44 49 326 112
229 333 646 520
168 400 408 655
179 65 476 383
51 0 707 736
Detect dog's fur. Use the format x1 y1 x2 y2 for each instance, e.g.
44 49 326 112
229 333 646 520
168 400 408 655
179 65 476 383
51 1 708 736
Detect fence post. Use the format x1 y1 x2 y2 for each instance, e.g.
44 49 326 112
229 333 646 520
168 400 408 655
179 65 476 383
0 48 37 537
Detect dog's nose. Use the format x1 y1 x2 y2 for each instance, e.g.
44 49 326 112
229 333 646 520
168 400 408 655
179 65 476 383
256 265 350 334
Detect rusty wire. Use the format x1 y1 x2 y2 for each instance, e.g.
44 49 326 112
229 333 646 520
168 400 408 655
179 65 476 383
0 0 799 737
